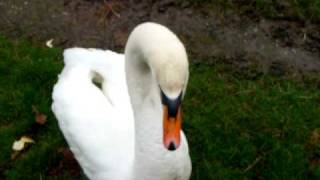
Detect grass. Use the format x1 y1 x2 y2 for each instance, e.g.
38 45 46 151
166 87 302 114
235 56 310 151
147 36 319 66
185 63 320 179
0 36 319 179
0 36 68 179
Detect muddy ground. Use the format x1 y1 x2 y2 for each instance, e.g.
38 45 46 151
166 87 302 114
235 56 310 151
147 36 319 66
0 0 319 76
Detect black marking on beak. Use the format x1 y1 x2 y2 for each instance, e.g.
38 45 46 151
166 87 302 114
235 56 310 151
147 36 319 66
160 89 182 118
168 142 177 151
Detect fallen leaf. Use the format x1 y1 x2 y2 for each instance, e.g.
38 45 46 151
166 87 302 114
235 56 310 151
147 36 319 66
32 105 47 125
20 136 35 144
11 136 35 160
12 136 35 151
36 113 47 125
12 140 24 151
46 39 54 48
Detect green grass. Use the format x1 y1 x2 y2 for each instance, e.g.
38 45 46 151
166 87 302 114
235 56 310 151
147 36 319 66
0 36 67 179
185 63 320 179
0 36 320 179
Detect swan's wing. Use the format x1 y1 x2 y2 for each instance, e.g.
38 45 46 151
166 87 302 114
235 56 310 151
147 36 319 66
52 48 134 179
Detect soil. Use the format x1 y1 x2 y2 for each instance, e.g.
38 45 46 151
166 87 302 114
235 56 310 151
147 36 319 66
0 0 319 177
1 0 319 77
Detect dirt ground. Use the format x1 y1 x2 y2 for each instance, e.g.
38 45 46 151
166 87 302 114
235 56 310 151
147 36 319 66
1 0 320 76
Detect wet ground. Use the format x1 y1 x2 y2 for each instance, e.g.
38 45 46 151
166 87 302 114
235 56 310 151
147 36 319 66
1 0 319 76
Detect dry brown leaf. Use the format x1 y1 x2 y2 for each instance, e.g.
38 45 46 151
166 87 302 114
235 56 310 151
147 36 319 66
32 105 47 125
36 114 47 125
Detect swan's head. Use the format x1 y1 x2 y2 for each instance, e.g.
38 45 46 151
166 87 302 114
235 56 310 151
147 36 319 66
145 26 188 151
151 43 188 151
126 22 189 151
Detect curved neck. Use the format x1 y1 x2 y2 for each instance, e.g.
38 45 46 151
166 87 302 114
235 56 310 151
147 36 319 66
124 23 189 176
125 45 163 148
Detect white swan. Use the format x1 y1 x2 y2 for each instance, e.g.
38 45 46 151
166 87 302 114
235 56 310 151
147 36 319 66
52 22 191 180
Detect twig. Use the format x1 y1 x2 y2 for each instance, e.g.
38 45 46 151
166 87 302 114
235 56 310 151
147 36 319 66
243 155 263 173
107 3 120 18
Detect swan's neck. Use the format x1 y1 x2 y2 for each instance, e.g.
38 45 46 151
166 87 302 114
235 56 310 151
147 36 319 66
124 23 189 177
125 47 168 179
125 48 163 150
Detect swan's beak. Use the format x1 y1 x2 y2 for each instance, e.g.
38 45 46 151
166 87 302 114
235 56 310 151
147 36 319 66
161 90 182 151
163 105 181 151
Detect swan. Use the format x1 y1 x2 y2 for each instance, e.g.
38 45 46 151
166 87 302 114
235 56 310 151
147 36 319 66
52 22 191 180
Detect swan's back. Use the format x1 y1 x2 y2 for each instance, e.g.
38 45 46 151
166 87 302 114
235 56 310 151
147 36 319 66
52 48 134 179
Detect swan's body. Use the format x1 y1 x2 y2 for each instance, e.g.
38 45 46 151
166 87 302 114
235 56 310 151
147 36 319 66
52 22 191 180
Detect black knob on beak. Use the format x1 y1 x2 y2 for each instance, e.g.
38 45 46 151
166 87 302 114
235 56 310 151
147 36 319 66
168 142 177 151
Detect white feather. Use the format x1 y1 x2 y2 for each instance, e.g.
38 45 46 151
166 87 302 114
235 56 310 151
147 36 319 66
52 22 191 180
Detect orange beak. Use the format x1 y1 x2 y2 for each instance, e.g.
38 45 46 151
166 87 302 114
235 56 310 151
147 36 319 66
163 105 181 151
